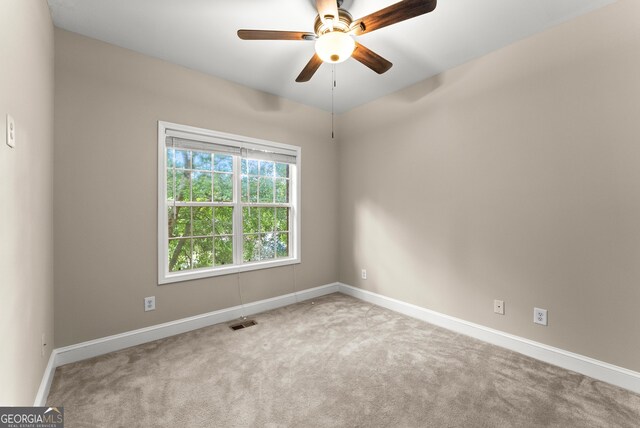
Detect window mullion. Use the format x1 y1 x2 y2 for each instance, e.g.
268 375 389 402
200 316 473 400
233 155 243 266
289 165 296 258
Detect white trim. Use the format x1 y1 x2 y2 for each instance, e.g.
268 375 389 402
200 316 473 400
158 121 166 285
51 283 338 368
34 350 57 406
337 283 640 395
159 258 301 284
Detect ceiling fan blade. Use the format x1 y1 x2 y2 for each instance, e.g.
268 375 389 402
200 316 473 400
296 54 323 82
237 30 316 41
316 0 339 27
352 0 437 36
352 42 393 74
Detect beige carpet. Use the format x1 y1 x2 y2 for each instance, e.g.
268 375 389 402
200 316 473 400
47 293 640 427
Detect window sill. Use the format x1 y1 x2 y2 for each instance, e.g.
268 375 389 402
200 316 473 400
159 257 300 285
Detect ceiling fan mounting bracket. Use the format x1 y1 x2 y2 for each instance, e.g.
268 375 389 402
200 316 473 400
314 8 354 36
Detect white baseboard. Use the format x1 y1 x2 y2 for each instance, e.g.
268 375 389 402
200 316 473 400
33 350 57 406
337 283 640 395
55 282 339 367
36 282 339 404
37 280 640 405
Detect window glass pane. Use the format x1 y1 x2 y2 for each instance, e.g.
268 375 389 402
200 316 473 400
192 238 213 269
276 232 289 258
192 152 212 170
260 233 275 260
242 207 259 234
260 208 275 232
247 159 259 175
275 178 288 203
241 176 248 203
167 148 174 168
214 236 233 266
275 208 288 232
248 176 258 203
259 161 274 176
214 207 233 235
214 154 233 172
276 163 289 178
175 171 190 201
173 150 191 169
192 171 212 202
167 169 174 201
163 131 298 280
258 177 274 203
214 173 233 202
169 206 191 237
168 238 191 272
193 207 213 236
243 234 260 262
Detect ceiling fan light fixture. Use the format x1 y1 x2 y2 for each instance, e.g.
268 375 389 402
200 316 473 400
314 31 355 64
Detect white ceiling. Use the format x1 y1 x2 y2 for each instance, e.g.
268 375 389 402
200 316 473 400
48 0 617 113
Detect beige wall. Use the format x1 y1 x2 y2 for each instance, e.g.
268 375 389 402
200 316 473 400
52 0 640 375
338 0 640 372
54 29 338 347
0 0 55 405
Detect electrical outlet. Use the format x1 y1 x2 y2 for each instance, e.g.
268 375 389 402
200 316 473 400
534 307 547 326
493 299 505 315
361 269 367 280
144 296 156 312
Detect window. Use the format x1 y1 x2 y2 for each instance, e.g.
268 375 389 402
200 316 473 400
158 121 300 284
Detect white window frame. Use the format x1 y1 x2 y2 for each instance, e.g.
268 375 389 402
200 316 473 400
158 121 301 285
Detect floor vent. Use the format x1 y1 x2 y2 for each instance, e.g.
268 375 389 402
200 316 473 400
229 320 257 331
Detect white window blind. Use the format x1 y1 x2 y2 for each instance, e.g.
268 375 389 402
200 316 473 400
165 129 297 162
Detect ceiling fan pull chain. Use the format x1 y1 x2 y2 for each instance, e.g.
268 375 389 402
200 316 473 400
331 65 335 139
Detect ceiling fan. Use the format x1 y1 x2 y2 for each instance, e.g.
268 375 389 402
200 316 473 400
237 0 437 82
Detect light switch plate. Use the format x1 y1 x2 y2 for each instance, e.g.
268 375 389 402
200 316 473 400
6 114 15 148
